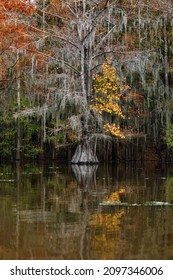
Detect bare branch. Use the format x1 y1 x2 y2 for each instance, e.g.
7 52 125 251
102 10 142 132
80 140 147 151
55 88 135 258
32 50 80 74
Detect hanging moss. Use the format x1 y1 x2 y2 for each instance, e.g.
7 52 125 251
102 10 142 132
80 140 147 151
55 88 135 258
0 111 16 159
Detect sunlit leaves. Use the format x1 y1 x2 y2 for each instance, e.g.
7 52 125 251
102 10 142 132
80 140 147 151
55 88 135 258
91 63 128 138
103 123 125 138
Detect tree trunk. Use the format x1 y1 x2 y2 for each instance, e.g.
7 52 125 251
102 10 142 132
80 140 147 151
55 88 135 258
71 139 99 164
16 51 21 160
16 117 21 160
72 42 97 164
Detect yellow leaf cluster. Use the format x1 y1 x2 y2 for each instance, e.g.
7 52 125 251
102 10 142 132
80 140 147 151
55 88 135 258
103 123 125 138
91 63 130 138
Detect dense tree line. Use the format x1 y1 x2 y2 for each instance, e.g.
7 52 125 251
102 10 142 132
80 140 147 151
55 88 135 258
0 0 173 162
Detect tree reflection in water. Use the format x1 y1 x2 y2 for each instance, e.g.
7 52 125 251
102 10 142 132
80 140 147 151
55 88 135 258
71 164 98 189
0 163 173 259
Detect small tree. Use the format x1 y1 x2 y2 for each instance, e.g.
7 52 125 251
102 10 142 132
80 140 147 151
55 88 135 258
90 63 128 139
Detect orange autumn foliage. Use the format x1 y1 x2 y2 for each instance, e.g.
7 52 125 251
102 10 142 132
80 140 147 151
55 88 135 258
49 0 71 19
0 0 35 80
0 0 35 52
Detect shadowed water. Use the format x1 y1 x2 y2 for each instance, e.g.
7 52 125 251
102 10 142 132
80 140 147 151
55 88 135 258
0 162 173 260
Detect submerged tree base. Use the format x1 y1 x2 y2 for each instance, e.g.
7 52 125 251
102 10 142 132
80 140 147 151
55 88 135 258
71 141 99 164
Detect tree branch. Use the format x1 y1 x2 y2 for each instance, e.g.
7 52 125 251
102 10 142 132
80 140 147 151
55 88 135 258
32 50 80 74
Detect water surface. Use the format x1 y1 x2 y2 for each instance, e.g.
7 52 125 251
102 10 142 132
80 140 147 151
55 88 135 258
0 162 173 260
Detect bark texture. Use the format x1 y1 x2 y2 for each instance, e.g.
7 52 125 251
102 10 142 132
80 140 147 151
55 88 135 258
71 140 99 164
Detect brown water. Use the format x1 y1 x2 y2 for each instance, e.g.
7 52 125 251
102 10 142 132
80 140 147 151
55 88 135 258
0 162 173 260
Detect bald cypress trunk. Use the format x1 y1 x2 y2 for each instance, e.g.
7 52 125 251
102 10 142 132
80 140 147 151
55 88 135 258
71 138 98 164
71 41 99 164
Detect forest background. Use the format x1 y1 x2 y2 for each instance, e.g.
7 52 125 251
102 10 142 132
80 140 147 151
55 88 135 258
1 0 173 164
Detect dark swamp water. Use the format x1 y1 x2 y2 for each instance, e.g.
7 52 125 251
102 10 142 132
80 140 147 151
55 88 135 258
0 162 173 260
